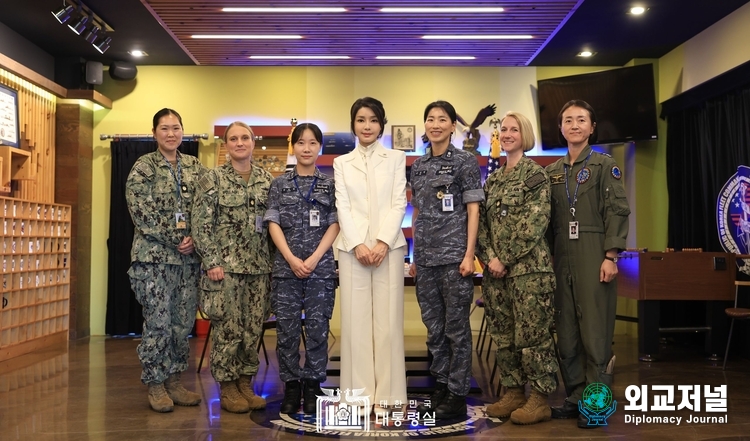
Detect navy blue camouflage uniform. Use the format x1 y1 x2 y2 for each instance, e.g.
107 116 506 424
410 145 485 396
264 167 338 383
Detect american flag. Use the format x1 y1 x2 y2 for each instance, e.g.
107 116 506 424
486 155 501 179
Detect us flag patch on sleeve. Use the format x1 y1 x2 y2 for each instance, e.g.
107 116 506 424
524 172 546 189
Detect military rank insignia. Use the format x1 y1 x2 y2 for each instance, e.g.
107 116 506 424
611 165 622 180
550 173 565 185
577 167 591 184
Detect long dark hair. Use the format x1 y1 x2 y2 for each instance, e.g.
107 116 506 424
350 97 388 138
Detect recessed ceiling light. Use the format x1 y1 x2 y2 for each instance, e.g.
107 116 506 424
577 51 595 57
129 50 149 57
249 55 351 59
191 35 303 39
223 7 346 13
381 7 504 13
630 6 646 15
422 35 532 40
376 56 476 60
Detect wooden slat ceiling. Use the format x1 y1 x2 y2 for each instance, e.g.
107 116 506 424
144 0 582 66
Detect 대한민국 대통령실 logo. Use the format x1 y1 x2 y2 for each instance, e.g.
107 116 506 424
578 383 617 426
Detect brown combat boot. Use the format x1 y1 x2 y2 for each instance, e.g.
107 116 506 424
148 383 174 413
220 381 250 413
164 373 202 406
510 389 552 425
237 375 267 410
486 387 526 418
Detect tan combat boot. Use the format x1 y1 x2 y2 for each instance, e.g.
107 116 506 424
148 383 174 413
237 375 267 410
164 373 202 406
510 389 552 425
220 381 250 413
486 387 526 418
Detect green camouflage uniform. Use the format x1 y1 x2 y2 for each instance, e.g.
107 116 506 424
126 150 207 385
546 145 630 403
193 162 273 382
477 156 558 394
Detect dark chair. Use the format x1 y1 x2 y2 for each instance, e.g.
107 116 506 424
722 279 750 370
474 298 493 357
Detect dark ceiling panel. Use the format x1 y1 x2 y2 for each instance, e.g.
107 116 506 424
0 0 746 69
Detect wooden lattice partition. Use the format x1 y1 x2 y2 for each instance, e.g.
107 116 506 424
0 68 56 203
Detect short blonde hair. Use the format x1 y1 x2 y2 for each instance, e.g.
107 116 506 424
222 121 255 143
502 111 536 152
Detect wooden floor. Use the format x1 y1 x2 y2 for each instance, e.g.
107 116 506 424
1 330 750 440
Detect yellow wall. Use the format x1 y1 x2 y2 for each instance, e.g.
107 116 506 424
91 65 542 336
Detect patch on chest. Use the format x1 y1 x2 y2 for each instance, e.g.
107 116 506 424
436 165 454 175
524 172 546 189
550 173 565 185
197 175 215 192
576 167 591 184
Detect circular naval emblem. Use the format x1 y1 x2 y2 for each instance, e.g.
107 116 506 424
252 393 504 439
576 167 591 184
611 165 622 180
716 165 750 275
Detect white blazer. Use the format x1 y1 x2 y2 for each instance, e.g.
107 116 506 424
334 143 407 253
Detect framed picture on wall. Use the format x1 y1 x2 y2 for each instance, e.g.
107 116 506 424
391 125 415 151
0 83 19 148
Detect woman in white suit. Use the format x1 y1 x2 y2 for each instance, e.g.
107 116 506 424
334 97 408 414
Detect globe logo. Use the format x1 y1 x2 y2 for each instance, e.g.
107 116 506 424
582 383 613 412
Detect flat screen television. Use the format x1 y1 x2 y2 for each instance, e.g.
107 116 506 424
537 64 658 149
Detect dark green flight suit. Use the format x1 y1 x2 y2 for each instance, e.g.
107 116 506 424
545 145 630 403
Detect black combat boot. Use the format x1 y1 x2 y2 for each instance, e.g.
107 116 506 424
280 380 302 415
416 381 449 414
303 379 323 414
434 391 467 419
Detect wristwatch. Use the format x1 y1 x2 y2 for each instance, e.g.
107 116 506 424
604 255 619 263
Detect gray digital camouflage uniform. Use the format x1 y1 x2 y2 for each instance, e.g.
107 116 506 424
410 144 484 396
477 155 559 395
126 150 207 385
546 145 630 403
264 166 338 383
193 162 273 382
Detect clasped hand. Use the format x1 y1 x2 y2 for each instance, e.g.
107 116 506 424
354 241 389 267
487 257 508 278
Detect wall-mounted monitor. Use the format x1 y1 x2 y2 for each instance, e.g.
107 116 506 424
537 64 658 149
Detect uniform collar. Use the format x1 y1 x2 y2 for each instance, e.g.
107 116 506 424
287 165 324 180
426 143 457 161
564 145 593 166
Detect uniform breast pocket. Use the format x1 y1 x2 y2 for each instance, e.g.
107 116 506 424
312 193 332 227
503 190 525 209
152 185 176 214
218 193 245 224
279 195 299 229
486 195 502 218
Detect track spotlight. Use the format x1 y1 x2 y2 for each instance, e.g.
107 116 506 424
93 35 112 54
83 26 100 44
68 15 90 35
52 5 75 24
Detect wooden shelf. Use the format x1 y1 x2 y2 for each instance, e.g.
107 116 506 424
0 197 71 361
0 146 35 189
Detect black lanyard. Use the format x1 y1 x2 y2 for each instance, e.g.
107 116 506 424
293 175 318 206
563 151 592 220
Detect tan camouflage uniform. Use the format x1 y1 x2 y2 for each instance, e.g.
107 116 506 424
126 150 207 385
477 155 559 394
193 162 273 382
